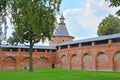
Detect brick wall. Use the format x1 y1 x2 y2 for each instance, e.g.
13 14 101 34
49 36 73 46
0 39 120 71
56 40 120 71
0 49 56 70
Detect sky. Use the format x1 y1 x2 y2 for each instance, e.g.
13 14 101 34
57 0 120 40
5 0 120 45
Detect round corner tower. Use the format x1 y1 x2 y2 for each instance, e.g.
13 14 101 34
49 14 74 46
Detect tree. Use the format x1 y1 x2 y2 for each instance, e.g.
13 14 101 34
0 26 2 44
8 0 62 72
106 0 120 16
97 14 120 36
0 0 9 19
0 0 9 44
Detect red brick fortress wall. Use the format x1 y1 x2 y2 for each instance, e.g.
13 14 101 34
56 39 120 71
0 48 56 70
49 36 74 46
0 38 120 71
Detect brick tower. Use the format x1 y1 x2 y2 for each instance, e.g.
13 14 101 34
49 14 74 46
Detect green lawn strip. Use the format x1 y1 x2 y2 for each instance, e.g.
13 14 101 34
0 69 120 80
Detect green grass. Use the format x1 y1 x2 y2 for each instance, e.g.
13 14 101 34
0 69 120 80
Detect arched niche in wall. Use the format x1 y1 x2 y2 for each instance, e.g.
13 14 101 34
113 51 120 71
61 55 68 69
96 52 108 70
38 57 50 68
82 53 92 70
22 57 30 69
70 54 79 70
3 56 16 70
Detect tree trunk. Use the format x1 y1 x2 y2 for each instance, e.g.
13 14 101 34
29 41 33 72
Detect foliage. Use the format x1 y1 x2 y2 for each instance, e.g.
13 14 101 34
0 26 2 44
0 69 120 80
7 0 62 72
0 0 10 44
0 0 9 17
97 14 120 36
106 0 120 16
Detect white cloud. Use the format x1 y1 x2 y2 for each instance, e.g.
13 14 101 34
77 15 103 30
99 0 106 7
74 35 97 40
64 8 83 16
63 0 119 38
85 0 97 16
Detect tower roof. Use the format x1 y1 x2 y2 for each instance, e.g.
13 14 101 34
53 14 74 38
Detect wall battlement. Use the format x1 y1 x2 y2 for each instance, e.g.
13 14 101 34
0 35 120 71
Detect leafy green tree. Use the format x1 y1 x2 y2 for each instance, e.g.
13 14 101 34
106 0 120 16
97 14 120 36
0 0 9 17
0 26 2 44
0 0 9 44
8 0 62 72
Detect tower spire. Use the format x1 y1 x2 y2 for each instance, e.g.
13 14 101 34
54 13 69 36
49 13 74 46
60 13 65 23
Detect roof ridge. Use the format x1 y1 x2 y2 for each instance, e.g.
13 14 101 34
58 33 120 46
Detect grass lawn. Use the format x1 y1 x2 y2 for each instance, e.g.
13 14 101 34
0 69 120 80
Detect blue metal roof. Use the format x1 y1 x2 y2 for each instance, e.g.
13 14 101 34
59 33 120 46
0 44 56 50
53 14 74 38
54 24 71 37
0 33 120 49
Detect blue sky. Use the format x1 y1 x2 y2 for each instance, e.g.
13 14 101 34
57 0 120 40
6 0 120 45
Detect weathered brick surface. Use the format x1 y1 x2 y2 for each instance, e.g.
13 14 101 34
56 42 120 71
49 36 73 46
0 49 56 70
0 40 120 71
